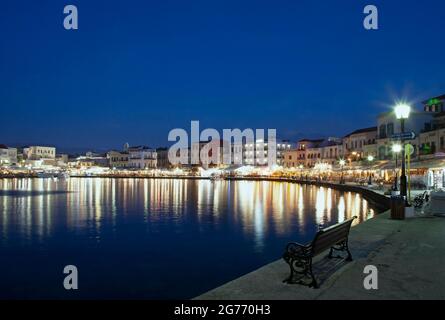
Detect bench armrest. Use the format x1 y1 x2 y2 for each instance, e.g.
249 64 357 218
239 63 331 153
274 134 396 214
285 242 309 251
284 242 312 259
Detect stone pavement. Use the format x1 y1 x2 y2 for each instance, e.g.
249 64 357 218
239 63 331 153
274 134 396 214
196 211 445 300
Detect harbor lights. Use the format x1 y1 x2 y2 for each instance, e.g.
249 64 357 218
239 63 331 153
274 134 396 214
298 164 304 179
394 103 411 202
339 159 346 184
367 155 374 185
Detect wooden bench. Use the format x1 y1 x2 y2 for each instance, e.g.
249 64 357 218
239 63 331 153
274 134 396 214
282 216 356 288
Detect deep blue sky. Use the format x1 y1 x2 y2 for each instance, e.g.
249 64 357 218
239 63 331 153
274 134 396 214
1 0 445 151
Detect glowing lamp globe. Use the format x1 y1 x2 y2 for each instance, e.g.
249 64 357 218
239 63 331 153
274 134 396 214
392 144 402 153
394 103 411 120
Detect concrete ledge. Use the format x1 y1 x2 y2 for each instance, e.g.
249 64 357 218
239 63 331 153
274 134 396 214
196 212 445 300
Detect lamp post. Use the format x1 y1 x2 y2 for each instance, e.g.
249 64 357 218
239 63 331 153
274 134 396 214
367 155 374 185
298 164 304 180
339 159 346 184
394 103 411 203
392 143 402 191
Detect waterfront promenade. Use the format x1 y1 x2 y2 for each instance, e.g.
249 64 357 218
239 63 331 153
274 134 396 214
197 211 445 300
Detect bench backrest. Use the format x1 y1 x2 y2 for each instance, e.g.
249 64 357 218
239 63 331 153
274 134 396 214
311 217 356 256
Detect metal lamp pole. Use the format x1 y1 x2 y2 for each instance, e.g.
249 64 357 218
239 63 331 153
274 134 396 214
367 155 374 185
400 118 408 201
394 152 398 191
339 160 345 184
394 103 410 205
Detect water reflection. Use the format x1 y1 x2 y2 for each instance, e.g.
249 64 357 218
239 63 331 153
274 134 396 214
0 178 378 299
0 178 376 248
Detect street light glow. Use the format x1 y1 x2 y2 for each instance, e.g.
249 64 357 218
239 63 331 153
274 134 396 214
392 144 402 153
394 103 411 119
367 155 374 162
339 159 346 166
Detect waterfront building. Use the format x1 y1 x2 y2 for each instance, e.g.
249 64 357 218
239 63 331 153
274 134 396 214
418 131 441 159
276 140 293 166
243 139 292 166
282 149 300 168
343 127 377 162
377 104 435 160
416 94 445 159
231 141 244 165
423 94 445 113
293 139 324 167
57 154 69 163
71 153 108 168
190 140 232 168
128 146 157 169
156 147 172 169
363 143 378 160
305 144 322 167
320 138 344 165
107 150 129 169
0 145 18 166
55 154 69 167
23 146 56 160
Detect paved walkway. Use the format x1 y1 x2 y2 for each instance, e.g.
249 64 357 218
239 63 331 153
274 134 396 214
196 212 445 300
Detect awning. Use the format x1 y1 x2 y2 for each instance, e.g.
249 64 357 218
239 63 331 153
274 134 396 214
409 158 445 170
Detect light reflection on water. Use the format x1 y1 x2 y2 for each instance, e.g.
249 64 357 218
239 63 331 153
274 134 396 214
0 178 376 299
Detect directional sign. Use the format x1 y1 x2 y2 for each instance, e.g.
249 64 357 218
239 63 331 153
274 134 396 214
391 131 416 141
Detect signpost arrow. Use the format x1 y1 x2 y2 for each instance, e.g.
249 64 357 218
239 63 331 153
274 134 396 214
391 131 416 141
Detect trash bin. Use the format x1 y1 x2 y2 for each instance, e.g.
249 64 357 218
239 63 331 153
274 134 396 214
390 195 405 220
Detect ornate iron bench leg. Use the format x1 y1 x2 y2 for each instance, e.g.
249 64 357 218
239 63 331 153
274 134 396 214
345 242 353 261
283 258 294 283
308 259 318 288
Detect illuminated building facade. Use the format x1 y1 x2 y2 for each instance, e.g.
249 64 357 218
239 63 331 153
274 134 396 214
23 146 56 160
0 145 18 165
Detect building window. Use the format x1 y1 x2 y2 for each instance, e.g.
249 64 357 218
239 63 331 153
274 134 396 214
378 146 386 160
379 125 387 139
387 123 394 137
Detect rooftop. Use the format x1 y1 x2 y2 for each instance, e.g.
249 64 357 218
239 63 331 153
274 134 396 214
422 94 445 105
344 126 377 138
319 140 342 147
298 138 324 143
128 146 155 151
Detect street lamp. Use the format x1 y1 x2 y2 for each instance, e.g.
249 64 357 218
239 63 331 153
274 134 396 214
298 164 304 179
339 159 346 184
392 143 402 191
394 103 411 202
367 155 374 185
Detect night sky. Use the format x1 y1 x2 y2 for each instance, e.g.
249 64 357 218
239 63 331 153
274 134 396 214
1 0 445 152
